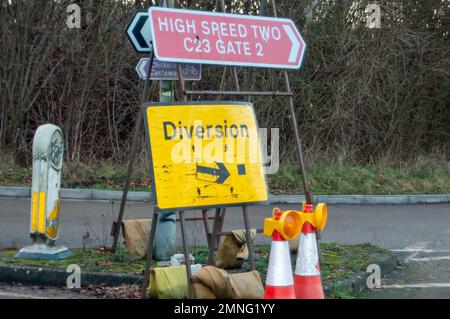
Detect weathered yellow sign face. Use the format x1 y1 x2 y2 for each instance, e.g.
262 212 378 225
143 102 268 211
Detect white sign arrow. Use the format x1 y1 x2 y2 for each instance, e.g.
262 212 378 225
283 24 302 63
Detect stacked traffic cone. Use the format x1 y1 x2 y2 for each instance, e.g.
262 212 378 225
294 203 325 299
264 209 299 299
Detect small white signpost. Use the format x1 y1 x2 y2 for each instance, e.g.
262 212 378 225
16 124 71 260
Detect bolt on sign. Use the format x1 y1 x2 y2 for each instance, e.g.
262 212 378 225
143 102 268 211
148 7 306 69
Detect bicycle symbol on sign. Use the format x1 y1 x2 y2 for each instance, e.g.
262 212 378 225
182 64 199 76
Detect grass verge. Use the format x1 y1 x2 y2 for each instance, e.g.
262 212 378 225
0 242 388 299
1 155 449 195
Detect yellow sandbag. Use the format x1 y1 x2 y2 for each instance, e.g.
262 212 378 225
121 219 151 258
229 270 264 299
195 266 233 299
149 266 188 299
193 282 217 299
216 229 256 269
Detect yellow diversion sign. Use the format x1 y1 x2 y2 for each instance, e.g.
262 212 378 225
143 102 268 211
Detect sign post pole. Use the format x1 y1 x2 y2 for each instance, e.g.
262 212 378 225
153 0 177 263
141 209 158 299
268 0 320 245
268 0 313 204
219 0 240 92
111 51 155 252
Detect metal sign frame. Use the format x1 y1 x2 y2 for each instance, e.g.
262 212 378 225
111 0 315 300
141 101 269 213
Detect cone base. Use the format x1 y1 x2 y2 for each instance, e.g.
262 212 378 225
264 285 296 299
294 275 325 299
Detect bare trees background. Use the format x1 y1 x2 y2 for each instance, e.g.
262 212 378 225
0 0 449 166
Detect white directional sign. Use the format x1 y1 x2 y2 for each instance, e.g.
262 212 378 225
126 10 152 53
136 58 201 81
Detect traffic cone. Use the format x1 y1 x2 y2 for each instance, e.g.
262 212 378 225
264 209 297 299
294 204 325 299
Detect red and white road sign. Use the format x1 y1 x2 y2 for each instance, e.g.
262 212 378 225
148 7 306 69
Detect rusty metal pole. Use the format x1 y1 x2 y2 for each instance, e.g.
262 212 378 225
179 211 196 299
176 64 188 102
153 0 177 262
243 0 267 99
219 0 240 93
269 0 314 205
242 205 255 270
269 0 321 246
111 50 155 252
141 210 158 298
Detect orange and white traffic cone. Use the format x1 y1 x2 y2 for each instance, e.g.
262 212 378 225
294 204 325 299
264 209 299 299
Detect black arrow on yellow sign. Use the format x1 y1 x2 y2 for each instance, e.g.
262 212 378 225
196 162 230 184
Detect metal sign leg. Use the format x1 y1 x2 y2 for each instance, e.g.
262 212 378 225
201 209 211 244
269 0 319 245
219 0 240 93
141 210 158 299
179 211 196 299
268 1 312 202
111 51 155 252
208 208 221 265
242 205 255 270
216 208 226 247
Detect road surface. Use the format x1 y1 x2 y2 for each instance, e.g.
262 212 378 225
0 198 448 251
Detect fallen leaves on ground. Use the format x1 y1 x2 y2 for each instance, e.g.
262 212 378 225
81 284 141 299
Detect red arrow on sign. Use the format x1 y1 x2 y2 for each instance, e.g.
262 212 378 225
148 7 306 69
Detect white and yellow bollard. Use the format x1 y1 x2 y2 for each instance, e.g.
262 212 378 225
16 124 71 260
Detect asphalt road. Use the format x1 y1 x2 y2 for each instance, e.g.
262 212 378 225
0 198 448 251
0 283 92 299
0 197 449 299
364 249 450 299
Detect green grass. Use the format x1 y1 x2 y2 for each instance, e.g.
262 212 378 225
1 154 449 195
0 248 146 275
270 161 450 195
0 242 388 299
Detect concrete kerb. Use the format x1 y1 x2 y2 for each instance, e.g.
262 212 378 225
270 194 450 205
0 187 31 198
1 187 450 204
0 264 141 287
323 252 400 296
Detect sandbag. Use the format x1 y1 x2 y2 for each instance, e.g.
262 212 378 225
216 229 256 269
229 270 264 299
195 266 264 299
194 266 233 299
193 282 217 299
149 266 188 299
121 219 151 258
232 229 257 260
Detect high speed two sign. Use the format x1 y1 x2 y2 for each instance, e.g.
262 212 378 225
148 7 306 69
